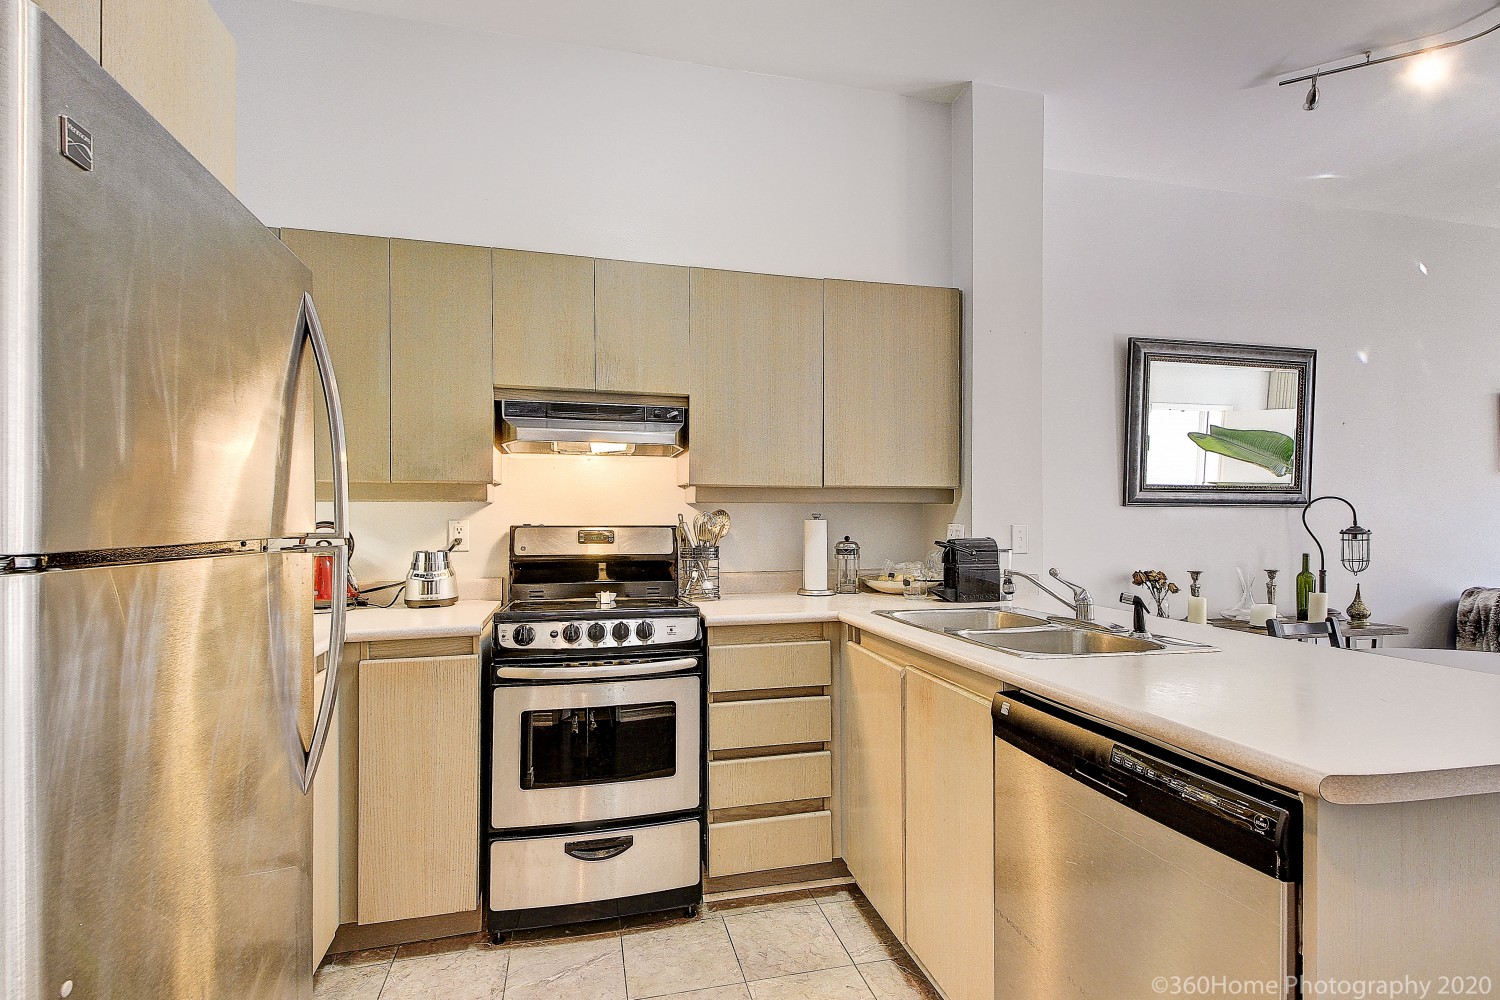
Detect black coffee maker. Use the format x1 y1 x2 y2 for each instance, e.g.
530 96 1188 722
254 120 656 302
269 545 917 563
933 537 1004 602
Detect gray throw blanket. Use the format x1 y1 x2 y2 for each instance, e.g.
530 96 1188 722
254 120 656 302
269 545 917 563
1458 587 1500 651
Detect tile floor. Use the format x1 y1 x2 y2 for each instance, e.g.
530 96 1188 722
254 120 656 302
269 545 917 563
315 885 941 1000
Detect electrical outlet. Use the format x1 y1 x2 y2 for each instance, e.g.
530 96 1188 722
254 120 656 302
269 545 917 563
946 523 966 540
448 519 470 552
1010 524 1030 554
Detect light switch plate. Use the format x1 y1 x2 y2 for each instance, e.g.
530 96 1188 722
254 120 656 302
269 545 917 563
448 519 470 552
1010 524 1030 554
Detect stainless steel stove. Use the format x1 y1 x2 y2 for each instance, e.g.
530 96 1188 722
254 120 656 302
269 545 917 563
484 526 706 942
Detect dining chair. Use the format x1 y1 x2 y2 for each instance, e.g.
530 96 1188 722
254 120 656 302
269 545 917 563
1267 616 1347 648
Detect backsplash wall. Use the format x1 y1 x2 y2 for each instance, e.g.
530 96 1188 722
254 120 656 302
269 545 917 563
324 454 936 596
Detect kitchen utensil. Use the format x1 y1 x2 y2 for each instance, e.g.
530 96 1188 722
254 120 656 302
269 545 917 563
405 549 459 607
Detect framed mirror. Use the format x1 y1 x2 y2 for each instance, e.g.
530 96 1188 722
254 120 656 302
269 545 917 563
1124 338 1316 506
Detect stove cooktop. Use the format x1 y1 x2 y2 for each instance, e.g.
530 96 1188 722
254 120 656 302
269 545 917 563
500 597 693 617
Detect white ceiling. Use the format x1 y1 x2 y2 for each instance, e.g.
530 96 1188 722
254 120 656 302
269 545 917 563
291 0 1500 228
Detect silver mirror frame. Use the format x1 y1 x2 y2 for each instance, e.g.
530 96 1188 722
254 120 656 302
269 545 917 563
1123 338 1317 507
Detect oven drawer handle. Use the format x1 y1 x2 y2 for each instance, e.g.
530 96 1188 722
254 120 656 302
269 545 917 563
495 656 699 680
563 835 635 862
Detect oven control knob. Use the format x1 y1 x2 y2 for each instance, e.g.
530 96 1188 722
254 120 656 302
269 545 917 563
612 621 631 643
562 624 582 644
513 625 536 647
587 622 607 643
636 621 655 641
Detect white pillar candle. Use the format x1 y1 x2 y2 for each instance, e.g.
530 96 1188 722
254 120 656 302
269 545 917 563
1249 603 1277 628
1187 596 1209 625
1307 592 1329 622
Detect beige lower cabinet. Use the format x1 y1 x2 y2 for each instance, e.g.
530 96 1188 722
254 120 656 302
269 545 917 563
903 669 995 1000
310 658 339 969
840 642 906 938
356 653 480 925
706 625 836 881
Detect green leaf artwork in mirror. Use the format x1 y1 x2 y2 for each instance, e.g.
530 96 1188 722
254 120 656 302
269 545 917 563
1187 426 1296 478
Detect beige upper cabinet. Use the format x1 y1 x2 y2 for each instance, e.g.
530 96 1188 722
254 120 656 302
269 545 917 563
824 280 961 489
280 230 392 487
688 268 824 488
390 240 495 485
101 0 237 191
493 249 595 391
840 642 906 938
36 0 101 57
596 259 689 396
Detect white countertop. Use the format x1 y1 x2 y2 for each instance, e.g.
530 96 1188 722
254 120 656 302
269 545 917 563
698 592 1500 805
314 599 500 657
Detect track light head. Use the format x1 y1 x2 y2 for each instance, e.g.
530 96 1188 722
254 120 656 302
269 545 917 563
1303 76 1320 111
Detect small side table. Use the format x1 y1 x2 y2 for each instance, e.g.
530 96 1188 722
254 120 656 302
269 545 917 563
1208 617 1410 649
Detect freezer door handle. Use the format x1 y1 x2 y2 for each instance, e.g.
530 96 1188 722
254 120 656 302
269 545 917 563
294 293 350 794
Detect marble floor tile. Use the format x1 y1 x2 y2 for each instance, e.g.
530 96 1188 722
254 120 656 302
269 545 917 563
650 987 753 1000
394 932 503 961
724 903 852 981
321 946 397 969
504 935 627 1000
705 889 818 916
819 900 906 965
381 946 509 1000
312 962 387 1000
806 885 863 907
746 966 877 1000
856 960 941 1000
623 917 744 999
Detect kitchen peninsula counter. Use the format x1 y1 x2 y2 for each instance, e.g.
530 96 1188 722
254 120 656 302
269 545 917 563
699 593 1500 805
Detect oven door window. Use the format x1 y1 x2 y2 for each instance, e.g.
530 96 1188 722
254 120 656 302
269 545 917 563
521 702 677 789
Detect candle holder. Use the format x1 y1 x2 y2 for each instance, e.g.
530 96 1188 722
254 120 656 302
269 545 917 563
1265 569 1279 606
1188 571 1203 598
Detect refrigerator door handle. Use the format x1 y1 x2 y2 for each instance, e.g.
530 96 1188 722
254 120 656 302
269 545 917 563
295 292 350 794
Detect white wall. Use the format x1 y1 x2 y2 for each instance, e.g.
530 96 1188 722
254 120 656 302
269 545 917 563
942 84 1045 574
214 0 959 588
1041 170 1500 645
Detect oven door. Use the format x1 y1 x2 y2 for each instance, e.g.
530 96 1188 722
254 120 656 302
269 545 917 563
491 673 701 830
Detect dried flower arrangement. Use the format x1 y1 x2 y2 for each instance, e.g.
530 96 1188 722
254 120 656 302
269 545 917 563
1131 570 1180 618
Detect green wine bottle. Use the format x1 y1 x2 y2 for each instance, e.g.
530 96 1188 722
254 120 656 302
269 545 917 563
1296 553 1316 621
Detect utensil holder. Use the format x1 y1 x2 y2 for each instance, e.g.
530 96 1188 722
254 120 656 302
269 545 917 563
680 544 720 601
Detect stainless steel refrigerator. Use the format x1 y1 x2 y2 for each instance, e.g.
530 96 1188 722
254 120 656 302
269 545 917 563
1 2 352 997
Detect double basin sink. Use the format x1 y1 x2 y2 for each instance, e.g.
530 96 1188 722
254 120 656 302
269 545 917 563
874 606 1216 659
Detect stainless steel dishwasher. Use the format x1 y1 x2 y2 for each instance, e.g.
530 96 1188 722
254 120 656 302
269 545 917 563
993 691 1301 999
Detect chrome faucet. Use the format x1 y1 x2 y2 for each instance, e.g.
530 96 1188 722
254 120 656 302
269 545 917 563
1003 568 1095 624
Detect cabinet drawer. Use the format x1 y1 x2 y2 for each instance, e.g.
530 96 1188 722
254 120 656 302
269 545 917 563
488 817 701 912
710 696 831 751
709 811 833 877
709 641 831 693
710 751 832 810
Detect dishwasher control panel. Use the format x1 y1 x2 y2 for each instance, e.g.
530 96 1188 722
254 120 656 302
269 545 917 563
1110 746 1283 840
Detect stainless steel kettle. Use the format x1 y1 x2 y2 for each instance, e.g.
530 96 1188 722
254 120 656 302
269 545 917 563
404 549 459 608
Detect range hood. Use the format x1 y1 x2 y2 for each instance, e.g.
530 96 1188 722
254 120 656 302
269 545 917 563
498 399 686 457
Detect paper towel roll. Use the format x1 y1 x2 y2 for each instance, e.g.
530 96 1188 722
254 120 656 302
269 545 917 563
799 515 833 596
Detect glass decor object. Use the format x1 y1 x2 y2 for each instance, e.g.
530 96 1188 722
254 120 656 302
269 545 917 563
1224 568 1259 620
1296 554 1316 621
834 535 861 595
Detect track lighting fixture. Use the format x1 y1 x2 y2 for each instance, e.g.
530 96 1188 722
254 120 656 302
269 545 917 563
1279 3 1500 109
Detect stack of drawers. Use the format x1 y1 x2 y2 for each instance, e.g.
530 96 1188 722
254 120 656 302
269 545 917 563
706 623 836 881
